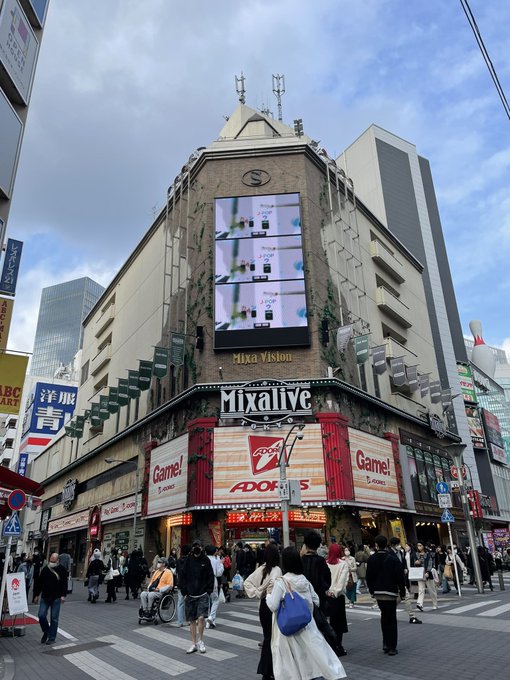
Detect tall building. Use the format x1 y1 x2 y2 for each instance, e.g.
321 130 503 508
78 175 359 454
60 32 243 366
30 277 104 377
340 125 480 489
0 0 50 247
26 104 475 569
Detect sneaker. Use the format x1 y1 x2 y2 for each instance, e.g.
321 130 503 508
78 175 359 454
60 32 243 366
186 644 197 654
205 619 210 629
432 606 438 610
207 620 216 629
416 603 424 612
197 640 206 654
409 616 422 624
387 649 398 656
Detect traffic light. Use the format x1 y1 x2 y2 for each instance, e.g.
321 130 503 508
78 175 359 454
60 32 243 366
321 319 329 346
196 326 204 350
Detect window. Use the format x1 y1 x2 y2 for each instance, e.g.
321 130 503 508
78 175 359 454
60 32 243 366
81 360 89 385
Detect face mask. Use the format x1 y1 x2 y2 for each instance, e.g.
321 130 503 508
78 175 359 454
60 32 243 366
344 550 350 557
48 562 58 569
193 547 201 556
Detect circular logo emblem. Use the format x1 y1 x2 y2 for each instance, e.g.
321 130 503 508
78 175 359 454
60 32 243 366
241 169 271 187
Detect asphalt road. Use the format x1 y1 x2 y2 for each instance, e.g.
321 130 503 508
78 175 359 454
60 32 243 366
1 573 509 680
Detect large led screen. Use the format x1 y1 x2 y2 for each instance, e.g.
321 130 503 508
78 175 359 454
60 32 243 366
214 193 309 349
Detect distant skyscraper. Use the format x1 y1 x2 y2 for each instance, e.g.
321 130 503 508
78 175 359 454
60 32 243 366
30 277 104 377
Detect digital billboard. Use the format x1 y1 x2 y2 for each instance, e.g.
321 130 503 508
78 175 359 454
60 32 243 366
214 193 309 349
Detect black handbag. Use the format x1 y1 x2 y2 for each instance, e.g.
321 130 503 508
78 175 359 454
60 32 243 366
313 604 338 652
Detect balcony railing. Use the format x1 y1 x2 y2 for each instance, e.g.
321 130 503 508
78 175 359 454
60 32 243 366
376 286 412 329
95 304 115 338
91 344 111 376
370 240 405 283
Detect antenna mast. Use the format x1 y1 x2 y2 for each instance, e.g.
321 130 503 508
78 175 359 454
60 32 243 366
235 73 246 104
272 74 285 122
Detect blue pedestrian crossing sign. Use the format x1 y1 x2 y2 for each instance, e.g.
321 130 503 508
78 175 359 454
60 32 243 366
3 511 21 536
441 508 455 524
436 481 450 494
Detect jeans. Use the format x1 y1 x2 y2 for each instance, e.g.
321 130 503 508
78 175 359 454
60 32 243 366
176 589 186 625
140 591 160 611
377 599 398 651
38 597 61 641
208 587 220 623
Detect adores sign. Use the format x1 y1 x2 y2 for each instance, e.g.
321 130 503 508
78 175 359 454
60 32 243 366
349 428 400 508
213 425 325 504
147 434 189 517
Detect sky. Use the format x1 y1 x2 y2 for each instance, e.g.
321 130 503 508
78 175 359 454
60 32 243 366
5 0 510 359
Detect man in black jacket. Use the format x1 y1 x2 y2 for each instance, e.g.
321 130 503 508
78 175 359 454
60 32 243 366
180 540 215 655
300 530 331 614
366 535 405 656
389 537 422 624
33 553 68 645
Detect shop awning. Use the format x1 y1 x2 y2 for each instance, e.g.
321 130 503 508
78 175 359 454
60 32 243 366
0 468 44 518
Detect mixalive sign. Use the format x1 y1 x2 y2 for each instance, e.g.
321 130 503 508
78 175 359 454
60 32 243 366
220 379 312 429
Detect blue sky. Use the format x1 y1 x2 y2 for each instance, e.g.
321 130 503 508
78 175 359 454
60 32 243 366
6 0 510 357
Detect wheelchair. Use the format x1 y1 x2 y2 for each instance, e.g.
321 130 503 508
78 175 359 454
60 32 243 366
138 587 176 625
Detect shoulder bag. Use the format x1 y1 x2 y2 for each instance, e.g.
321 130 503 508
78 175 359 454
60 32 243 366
276 578 312 636
408 566 425 581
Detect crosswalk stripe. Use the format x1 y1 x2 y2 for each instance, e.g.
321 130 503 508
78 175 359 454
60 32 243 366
98 635 195 675
196 628 259 649
445 600 500 614
476 602 510 618
65 651 138 680
218 618 262 634
223 611 260 622
135 628 237 661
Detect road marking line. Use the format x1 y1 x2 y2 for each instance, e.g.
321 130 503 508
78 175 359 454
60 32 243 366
476 602 510 617
191 627 259 649
445 600 500 614
98 635 195 674
217 618 262 634
135 628 237 661
65 651 138 680
25 613 77 641
222 611 260 622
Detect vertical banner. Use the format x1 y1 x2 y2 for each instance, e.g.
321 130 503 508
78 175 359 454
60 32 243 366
153 346 170 378
390 357 406 387
16 452 28 476
90 403 101 427
354 335 370 364
138 360 153 391
170 333 185 366
440 389 452 408
0 297 14 350
336 324 353 352
0 352 28 414
208 520 222 547
406 365 418 393
457 363 477 403
0 239 23 295
429 380 441 404
117 378 129 406
371 345 387 374
99 395 110 420
128 370 140 399
108 387 119 413
419 374 430 399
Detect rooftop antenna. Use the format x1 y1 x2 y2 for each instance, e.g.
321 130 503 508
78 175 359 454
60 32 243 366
272 74 285 121
235 73 246 104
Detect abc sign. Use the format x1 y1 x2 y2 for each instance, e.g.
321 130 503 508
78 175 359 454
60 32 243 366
242 169 271 187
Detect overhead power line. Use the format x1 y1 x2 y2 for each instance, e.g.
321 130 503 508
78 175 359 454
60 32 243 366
459 0 510 121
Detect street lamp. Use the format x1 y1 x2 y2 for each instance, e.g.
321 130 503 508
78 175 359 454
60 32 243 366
445 443 484 594
278 424 305 548
105 458 140 553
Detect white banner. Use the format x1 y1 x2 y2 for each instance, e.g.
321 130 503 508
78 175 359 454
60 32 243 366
48 509 89 535
147 434 189 517
6 572 28 615
101 494 142 524
0 0 39 104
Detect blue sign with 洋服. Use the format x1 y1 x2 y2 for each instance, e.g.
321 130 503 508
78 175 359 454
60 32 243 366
0 239 23 295
25 382 78 436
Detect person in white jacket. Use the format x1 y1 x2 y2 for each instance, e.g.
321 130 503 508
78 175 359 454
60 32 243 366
205 545 224 629
266 547 346 680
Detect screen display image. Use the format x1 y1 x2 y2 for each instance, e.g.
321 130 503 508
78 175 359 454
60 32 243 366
214 192 309 349
215 235 304 284
215 193 301 240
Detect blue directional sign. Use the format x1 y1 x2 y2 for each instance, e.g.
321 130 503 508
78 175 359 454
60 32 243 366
436 481 450 494
3 511 21 536
441 508 455 524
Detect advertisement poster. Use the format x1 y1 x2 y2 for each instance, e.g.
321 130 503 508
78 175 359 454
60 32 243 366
465 405 486 449
457 363 477 403
0 352 28 414
493 528 510 551
214 193 309 349
146 435 189 517
0 297 14 350
481 409 507 465
481 531 495 555
213 425 325 505
349 428 400 508
0 0 39 104
6 572 28 615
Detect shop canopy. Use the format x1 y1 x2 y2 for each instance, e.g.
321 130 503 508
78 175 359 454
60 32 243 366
0 467 44 518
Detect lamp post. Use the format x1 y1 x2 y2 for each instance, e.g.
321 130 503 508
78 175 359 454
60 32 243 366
445 443 484 594
105 458 140 552
278 424 305 548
